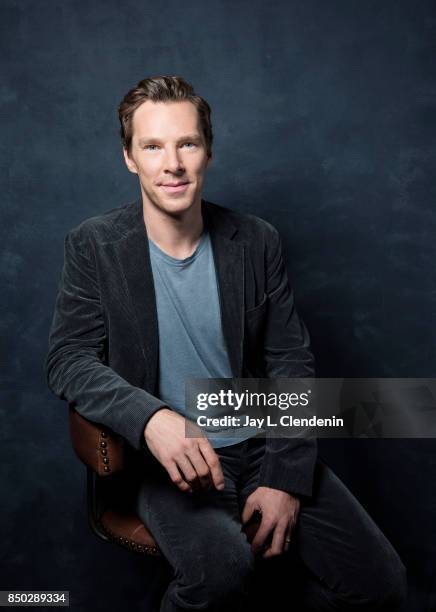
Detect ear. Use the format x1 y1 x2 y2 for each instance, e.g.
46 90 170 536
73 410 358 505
123 147 138 174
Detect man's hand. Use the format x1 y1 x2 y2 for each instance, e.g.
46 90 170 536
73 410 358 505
144 408 225 494
241 486 300 559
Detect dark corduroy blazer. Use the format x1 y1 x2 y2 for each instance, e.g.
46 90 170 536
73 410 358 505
46 198 317 497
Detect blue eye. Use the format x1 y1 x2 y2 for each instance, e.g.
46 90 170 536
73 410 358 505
144 144 159 151
182 142 196 148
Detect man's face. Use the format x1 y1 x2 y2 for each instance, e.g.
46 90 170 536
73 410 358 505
123 100 211 217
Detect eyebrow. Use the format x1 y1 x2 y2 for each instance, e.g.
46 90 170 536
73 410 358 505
137 134 203 146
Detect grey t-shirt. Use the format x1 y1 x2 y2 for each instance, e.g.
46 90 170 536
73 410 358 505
148 230 256 447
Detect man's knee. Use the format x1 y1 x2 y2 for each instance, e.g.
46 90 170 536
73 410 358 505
305 549 407 612
171 538 255 610
206 544 255 607
341 551 407 611
373 555 407 610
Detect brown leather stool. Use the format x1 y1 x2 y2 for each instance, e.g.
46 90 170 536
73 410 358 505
69 406 160 556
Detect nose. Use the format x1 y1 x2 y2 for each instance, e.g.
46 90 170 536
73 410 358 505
163 146 184 175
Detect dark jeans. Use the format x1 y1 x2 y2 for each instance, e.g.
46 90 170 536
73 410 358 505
135 436 407 611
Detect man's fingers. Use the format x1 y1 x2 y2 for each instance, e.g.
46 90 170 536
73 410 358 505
263 522 288 559
251 518 274 555
186 448 213 489
241 500 255 526
166 461 193 493
176 455 202 489
283 521 295 553
198 441 225 490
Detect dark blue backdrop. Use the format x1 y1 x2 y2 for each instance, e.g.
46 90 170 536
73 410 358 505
1 1 435 610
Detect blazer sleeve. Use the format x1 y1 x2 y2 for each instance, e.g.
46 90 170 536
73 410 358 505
257 225 317 498
45 227 168 451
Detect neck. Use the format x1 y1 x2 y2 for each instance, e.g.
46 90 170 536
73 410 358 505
142 196 204 260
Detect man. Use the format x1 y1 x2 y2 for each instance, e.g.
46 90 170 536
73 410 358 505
46 76 407 611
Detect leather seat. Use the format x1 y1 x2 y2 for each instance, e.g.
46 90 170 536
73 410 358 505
69 406 160 556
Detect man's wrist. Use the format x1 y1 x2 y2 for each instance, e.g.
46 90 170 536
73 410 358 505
143 405 172 437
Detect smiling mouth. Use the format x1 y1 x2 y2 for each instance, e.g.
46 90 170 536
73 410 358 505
160 182 190 194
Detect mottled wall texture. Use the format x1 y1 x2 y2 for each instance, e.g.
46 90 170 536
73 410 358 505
1 1 435 610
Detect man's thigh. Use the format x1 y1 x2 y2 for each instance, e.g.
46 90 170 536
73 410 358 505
134 448 255 606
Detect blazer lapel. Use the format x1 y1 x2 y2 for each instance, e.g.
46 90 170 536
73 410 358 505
203 201 245 377
107 200 159 389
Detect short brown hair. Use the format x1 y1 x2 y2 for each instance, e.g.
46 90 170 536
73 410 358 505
118 75 213 156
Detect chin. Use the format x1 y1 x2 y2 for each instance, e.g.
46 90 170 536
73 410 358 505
158 198 195 216
160 192 199 210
